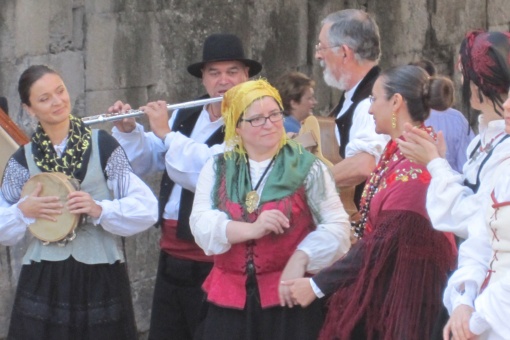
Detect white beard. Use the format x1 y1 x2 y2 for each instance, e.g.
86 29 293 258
321 60 350 91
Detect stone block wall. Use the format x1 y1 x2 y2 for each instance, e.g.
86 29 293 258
0 0 508 337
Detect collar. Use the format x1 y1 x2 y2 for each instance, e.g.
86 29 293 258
479 118 505 145
343 81 358 103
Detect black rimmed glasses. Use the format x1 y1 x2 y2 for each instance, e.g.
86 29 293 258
241 111 284 127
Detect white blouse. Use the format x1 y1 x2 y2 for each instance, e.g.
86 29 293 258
190 157 351 274
335 87 389 163
0 146 158 246
426 119 509 239
445 161 510 339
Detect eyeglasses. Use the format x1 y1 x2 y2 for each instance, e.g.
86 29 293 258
241 111 284 127
315 42 341 53
368 95 376 104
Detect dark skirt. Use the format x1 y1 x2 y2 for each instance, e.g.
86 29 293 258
8 257 137 340
197 272 325 340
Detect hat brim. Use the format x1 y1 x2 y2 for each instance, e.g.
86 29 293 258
187 58 262 78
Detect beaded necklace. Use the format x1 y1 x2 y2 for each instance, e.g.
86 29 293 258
352 125 434 240
351 140 398 239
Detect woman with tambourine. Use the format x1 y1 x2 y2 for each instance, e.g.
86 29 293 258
0 65 158 339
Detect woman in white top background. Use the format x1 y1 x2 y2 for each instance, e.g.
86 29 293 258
398 30 510 340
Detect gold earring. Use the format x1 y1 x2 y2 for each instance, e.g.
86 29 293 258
391 112 397 129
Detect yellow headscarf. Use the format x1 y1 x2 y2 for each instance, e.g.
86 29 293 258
222 79 287 158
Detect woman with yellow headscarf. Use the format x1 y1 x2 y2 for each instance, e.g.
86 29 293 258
190 79 350 339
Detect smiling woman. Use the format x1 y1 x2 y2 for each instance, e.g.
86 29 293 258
285 65 458 340
189 79 351 340
274 71 317 133
0 65 158 339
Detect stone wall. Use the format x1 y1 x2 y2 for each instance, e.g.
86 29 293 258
0 0 508 337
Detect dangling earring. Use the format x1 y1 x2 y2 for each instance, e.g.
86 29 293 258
391 112 397 129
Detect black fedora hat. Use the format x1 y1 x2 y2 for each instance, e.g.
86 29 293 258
187 33 262 78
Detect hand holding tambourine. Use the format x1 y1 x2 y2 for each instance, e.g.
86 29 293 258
20 173 81 243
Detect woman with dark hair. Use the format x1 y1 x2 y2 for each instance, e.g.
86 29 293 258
284 65 457 339
0 65 158 339
274 71 317 133
398 30 510 340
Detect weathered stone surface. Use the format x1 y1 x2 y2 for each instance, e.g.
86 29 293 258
0 1 509 338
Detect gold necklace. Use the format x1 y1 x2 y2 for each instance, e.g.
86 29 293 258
245 157 276 213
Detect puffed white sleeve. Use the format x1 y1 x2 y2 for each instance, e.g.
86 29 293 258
426 157 478 239
0 158 33 245
93 146 158 236
344 99 389 163
0 191 29 246
470 272 510 337
442 200 492 313
163 131 225 192
297 159 351 273
444 159 510 316
112 123 167 175
190 157 232 255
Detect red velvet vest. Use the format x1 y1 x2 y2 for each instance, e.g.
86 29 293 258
203 178 315 309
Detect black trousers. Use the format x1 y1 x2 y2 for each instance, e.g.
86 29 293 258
148 251 213 340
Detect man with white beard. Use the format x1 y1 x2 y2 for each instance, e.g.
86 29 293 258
316 9 389 212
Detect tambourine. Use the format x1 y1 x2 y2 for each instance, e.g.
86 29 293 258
21 172 81 243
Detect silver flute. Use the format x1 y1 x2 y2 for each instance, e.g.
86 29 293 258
82 97 223 125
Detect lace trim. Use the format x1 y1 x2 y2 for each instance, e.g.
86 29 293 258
105 146 133 198
1 157 30 204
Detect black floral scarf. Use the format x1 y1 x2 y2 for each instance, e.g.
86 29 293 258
31 115 92 180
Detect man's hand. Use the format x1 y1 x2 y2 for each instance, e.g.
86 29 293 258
108 100 137 133
332 152 375 187
140 101 171 140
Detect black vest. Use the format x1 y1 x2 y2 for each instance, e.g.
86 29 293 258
464 134 510 193
333 66 380 209
158 101 225 241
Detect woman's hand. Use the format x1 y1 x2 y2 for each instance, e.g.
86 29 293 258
278 250 308 307
18 182 63 222
67 191 102 219
251 209 289 239
396 123 446 166
443 304 477 340
281 277 317 307
108 100 137 133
